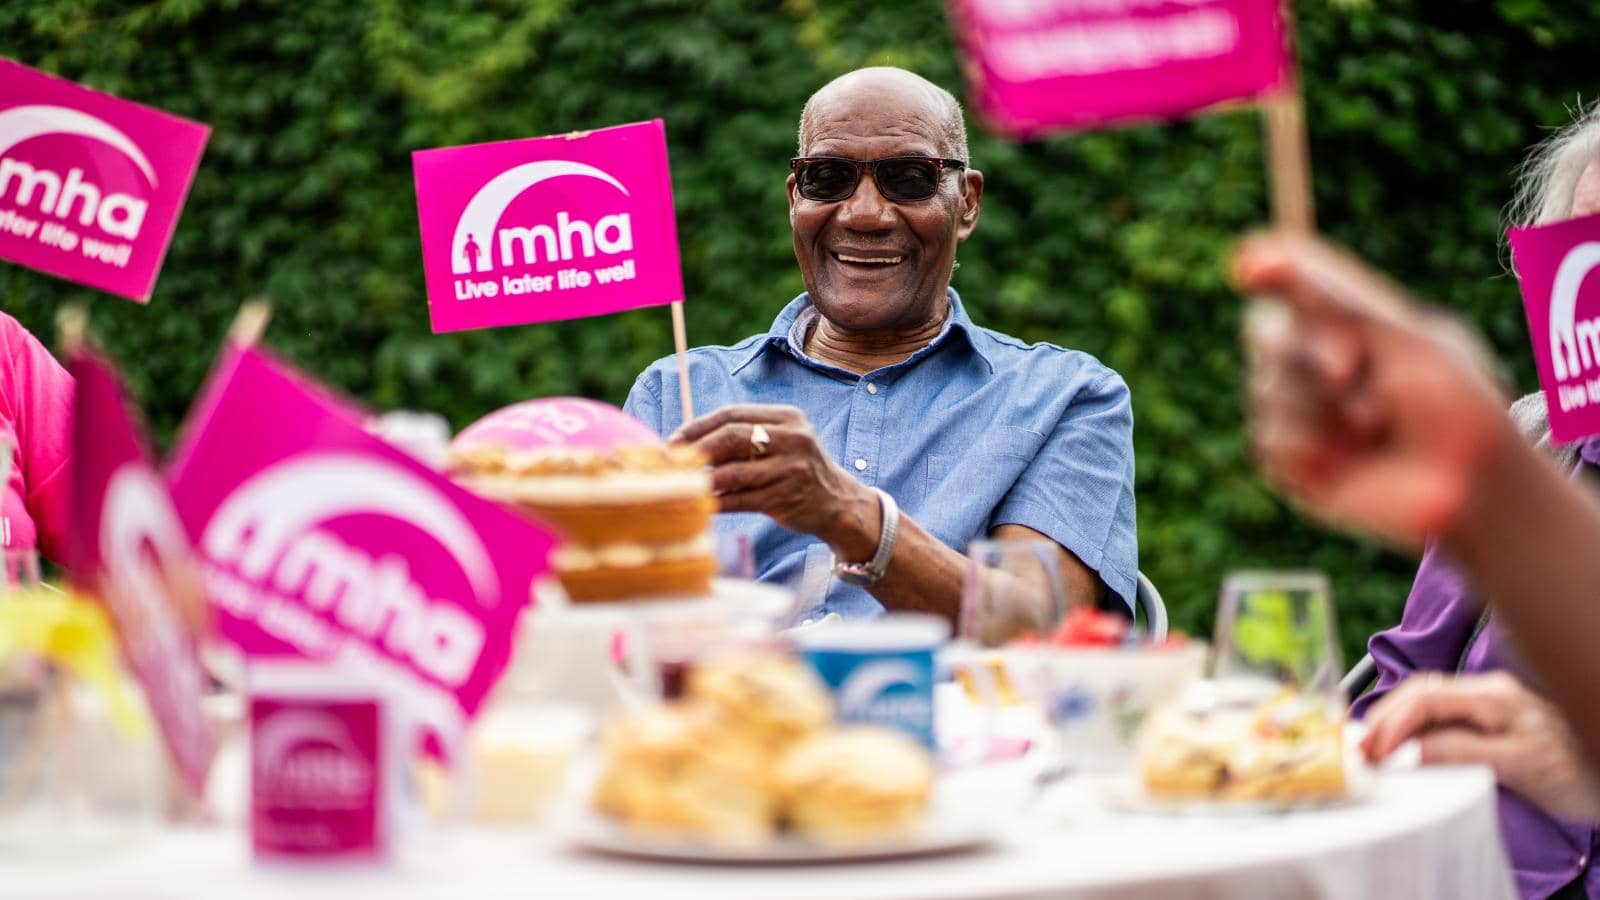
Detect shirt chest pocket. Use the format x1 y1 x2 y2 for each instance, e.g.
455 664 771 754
921 425 1047 537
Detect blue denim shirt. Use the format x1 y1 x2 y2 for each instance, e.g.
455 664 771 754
624 289 1137 619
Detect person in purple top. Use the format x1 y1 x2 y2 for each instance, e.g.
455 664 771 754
1350 104 1600 900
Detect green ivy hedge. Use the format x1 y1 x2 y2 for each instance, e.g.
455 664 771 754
2 0 1592 661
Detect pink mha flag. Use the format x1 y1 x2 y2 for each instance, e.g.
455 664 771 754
413 119 685 333
0 59 210 302
168 346 557 741
68 346 215 796
949 0 1290 136
1510 212 1600 443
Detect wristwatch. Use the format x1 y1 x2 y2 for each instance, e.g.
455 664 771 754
830 488 899 586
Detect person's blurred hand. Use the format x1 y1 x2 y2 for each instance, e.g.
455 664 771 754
1362 672 1600 821
1233 232 1511 547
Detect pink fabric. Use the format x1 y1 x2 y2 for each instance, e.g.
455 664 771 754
0 311 73 563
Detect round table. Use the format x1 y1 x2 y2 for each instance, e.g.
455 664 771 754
3 766 1516 899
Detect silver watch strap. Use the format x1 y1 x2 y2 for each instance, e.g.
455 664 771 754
832 488 899 585
867 488 899 577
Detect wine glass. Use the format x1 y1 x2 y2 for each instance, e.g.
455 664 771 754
0 590 162 855
958 538 1068 648
1212 571 1344 707
950 539 1065 768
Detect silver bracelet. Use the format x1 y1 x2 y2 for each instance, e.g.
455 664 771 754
830 488 899 587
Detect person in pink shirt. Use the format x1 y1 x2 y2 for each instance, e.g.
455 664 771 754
0 311 72 567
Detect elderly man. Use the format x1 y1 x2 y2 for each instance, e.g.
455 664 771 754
625 67 1136 624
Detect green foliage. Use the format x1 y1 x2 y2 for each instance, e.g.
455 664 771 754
1 0 1593 661
1230 589 1334 688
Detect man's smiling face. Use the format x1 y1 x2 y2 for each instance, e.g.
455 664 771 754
788 73 982 334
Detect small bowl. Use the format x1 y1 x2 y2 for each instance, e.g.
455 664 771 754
952 642 1207 774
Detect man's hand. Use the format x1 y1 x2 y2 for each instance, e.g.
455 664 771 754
1362 672 1600 821
1234 232 1512 548
672 404 880 559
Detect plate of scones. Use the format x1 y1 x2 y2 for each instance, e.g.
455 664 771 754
566 651 1015 863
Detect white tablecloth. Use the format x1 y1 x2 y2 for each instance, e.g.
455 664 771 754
1 766 1516 900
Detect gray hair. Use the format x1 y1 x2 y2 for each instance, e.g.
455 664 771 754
797 67 970 163
1508 99 1600 229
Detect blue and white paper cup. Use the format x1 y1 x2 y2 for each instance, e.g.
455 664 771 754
791 613 950 749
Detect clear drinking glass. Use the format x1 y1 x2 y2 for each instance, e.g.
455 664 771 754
0 550 41 594
1212 571 1344 705
958 538 1068 648
0 626 161 855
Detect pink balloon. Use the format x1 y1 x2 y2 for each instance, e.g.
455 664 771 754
453 398 663 452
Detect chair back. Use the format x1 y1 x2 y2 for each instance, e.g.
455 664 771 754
1340 652 1378 703
1134 571 1168 642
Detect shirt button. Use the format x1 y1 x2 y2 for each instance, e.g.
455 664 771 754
854 458 868 471
866 382 878 395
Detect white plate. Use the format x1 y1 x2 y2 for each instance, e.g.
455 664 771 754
1099 772 1372 816
561 763 1022 864
1101 732 1376 816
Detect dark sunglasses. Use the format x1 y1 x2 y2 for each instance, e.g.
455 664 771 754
790 155 967 203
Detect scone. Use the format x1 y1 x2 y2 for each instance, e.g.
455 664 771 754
685 652 834 753
592 704 777 845
776 728 934 844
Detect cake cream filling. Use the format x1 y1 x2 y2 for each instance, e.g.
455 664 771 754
552 534 716 571
459 469 712 504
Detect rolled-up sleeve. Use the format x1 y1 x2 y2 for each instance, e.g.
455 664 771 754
1350 543 1482 718
989 370 1137 608
622 370 666 437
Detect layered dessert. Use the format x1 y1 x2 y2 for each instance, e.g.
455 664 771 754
448 440 717 603
1137 685 1346 804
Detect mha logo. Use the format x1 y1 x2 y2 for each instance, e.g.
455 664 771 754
1545 241 1600 413
252 708 377 812
835 658 933 741
0 105 155 265
100 463 211 778
202 454 498 689
449 160 637 301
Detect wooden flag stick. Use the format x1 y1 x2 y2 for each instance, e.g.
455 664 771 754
1260 87 1315 234
670 300 694 427
229 298 272 346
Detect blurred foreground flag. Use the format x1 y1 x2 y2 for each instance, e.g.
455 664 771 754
413 119 684 333
1509 211 1600 443
0 59 209 301
68 341 215 796
948 0 1291 136
167 345 557 740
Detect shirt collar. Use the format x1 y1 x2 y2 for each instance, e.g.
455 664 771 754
731 287 992 376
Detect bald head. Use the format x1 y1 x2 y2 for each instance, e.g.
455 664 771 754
797 67 969 162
